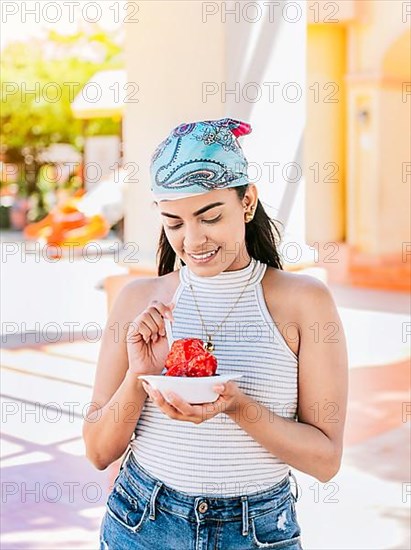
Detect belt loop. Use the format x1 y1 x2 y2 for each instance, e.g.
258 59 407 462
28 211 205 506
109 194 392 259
241 496 249 536
288 470 299 502
149 481 163 520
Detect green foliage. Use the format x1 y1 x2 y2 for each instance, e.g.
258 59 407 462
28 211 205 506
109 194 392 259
1 23 124 221
1 23 123 154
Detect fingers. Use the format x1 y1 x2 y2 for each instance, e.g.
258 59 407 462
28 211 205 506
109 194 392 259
130 300 175 343
144 308 166 340
145 300 175 342
162 391 192 415
134 319 157 344
146 387 192 417
144 386 221 425
151 300 175 322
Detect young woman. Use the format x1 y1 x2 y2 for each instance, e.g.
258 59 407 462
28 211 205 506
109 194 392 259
83 118 348 550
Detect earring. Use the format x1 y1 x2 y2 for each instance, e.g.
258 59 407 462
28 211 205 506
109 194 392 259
245 205 255 223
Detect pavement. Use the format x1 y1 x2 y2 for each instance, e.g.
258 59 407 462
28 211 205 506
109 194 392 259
1 230 410 550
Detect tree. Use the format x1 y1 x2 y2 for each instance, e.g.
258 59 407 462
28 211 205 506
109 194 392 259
1 23 123 209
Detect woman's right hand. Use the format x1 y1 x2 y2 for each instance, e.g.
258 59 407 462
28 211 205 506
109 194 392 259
126 300 175 376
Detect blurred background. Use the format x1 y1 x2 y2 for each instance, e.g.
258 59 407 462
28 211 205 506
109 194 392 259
1 1 410 549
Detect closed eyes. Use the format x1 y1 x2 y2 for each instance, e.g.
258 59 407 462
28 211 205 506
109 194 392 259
167 215 222 231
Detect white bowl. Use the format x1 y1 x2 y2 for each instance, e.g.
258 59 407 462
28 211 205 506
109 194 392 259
137 374 243 404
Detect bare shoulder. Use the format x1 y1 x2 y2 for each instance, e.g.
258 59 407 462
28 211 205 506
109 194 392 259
265 265 329 289
285 271 339 321
114 277 156 318
263 266 334 314
261 267 336 357
115 270 180 321
264 266 344 347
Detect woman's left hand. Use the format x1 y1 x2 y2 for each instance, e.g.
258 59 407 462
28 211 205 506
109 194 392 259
141 380 244 424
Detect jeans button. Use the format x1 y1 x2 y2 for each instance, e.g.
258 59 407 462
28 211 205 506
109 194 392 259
198 501 208 513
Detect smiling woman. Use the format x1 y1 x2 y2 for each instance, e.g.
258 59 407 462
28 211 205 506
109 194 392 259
154 184 283 275
84 117 348 550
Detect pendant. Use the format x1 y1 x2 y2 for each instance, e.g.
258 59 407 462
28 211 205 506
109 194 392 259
203 335 214 353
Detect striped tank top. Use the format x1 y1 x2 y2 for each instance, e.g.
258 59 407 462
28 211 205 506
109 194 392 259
130 257 299 497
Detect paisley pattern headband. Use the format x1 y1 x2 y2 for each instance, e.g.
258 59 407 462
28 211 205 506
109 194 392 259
150 117 252 201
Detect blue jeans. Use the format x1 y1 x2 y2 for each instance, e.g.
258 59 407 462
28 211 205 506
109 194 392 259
99 447 303 550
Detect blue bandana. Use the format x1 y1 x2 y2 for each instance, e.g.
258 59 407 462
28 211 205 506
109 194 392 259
150 117 252 201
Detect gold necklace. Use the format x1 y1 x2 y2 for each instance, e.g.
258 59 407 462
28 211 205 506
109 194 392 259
187 258 257 353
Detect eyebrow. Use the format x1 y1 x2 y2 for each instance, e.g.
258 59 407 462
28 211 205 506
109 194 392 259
160 201 225 219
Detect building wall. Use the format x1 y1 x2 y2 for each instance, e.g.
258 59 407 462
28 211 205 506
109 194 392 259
305 23 347 244
123 1 308 271
123 1 225 270
122 1 410 285
347 3 410 255
306 0 410 261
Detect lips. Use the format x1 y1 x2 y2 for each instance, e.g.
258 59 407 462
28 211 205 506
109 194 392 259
187 248 219 255
187 247 220 260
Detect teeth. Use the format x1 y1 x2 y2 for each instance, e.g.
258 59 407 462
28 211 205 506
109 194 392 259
190 249 218 259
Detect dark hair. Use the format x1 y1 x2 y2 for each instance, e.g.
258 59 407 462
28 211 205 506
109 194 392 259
156 184 284 276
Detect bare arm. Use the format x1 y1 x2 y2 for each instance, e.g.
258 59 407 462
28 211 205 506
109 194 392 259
82 279 151 470
226 276 349 482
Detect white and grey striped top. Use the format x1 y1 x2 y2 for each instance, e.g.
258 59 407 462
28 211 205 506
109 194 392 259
130 257 299 496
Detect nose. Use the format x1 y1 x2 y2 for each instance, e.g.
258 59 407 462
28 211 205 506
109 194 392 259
183 223 208 252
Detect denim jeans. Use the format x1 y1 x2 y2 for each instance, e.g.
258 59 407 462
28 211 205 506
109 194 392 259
99 447 303 550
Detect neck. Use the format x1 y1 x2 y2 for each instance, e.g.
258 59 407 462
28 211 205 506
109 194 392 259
182 257 259 292
223 254 252 272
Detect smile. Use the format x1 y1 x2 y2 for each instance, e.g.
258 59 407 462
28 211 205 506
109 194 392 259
188 247 220 262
